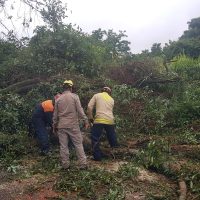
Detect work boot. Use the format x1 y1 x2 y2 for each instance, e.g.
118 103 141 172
93 153 109 161
40 149 50 156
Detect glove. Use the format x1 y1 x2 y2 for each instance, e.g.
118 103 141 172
84 121 90 130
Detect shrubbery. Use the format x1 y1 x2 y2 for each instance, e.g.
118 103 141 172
0 94 28 133
170 54 200 80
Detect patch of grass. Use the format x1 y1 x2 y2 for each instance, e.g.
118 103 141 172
31 154 61 175
136 139 171 170
118 163 139 180
180 162 200 194
176 131 199 145
0 132 36 167
145 181 177 200
100 186 125 200
54 168 123 199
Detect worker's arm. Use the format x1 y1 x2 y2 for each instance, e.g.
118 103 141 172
87 95 96 122
74 95 89 129
52 101 58 133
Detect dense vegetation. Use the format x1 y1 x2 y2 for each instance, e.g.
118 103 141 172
0 1 199 199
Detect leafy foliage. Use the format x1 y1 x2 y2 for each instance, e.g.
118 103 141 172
0 94 28 133
0 2 199 198
108 59 161 86
137 139 171 170
0 132 31 164
163 17 200 59
118 163 139 180
0 39 18 64
170 54 200 80
55 168 124 199
151 43 162 57
40 0 67 32
181 17 200 40
180 162 200 194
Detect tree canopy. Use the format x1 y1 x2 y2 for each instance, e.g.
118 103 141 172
163 17 200 59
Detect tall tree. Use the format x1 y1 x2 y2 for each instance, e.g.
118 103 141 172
180 17 200 39
163 17 200 59
40 0 67 32
151 43 162 56
91 29 131 60
0 0 68 37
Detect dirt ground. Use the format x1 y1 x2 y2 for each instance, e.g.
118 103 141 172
0 139 199 200
0 160 177 200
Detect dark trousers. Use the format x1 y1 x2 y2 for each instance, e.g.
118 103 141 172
32 117 49 153
91 124 118 161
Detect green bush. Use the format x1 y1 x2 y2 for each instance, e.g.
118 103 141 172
170 55 200 80
167 84 200 128
118 163 139 179
137 139 171 170
55 168 120 199
0 94 29 133
0 132 31 164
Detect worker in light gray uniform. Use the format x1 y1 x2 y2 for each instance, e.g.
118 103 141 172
53 80 89 169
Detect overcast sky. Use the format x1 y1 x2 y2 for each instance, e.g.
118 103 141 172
0 0 200 54
64 0 200 53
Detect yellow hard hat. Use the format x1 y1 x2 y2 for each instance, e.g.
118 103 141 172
63 80 73 86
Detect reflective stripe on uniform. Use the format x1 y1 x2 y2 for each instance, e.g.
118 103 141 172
94 118 113 125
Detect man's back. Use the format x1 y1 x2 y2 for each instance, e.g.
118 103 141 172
87 87 119 161
53 91 87 129
88 92 114 125
53 80 88 169
32 100 53 125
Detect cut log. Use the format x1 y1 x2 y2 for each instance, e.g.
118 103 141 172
179 180 187 200
0 78 41 93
